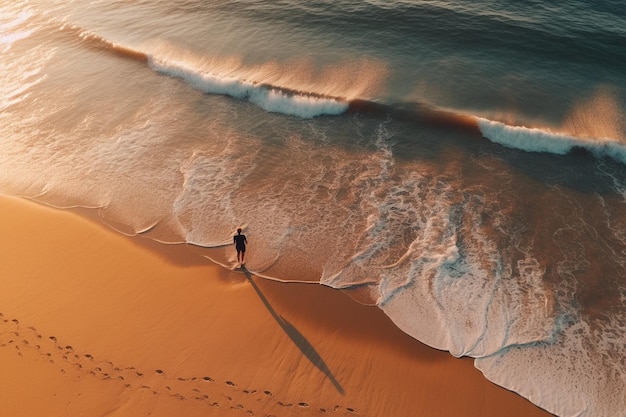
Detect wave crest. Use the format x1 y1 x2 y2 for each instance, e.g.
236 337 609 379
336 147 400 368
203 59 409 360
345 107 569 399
477 117 626 164
58 24 626 160
148 56 348 118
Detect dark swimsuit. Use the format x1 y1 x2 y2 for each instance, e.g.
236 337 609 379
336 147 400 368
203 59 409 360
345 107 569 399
234 234 246 252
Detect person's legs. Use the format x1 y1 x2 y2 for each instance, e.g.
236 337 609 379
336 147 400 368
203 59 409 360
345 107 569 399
241 250 245 264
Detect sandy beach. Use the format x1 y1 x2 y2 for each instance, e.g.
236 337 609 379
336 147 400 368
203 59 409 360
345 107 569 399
0 194 554 417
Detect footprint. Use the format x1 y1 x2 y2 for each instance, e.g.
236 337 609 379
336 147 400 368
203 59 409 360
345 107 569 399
225 380 236 387
263 390 273 396
203 376 214 382
155 369 165 375
298 402 309 408
347 408 356 413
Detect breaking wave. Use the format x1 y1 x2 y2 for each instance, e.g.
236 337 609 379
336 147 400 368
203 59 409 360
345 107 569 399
148 56 349 118
477 117 626 165
62 25 626 162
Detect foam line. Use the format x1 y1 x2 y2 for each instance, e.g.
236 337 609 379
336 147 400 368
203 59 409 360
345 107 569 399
148 57 348 118
65 26 626 158
476 117 626 164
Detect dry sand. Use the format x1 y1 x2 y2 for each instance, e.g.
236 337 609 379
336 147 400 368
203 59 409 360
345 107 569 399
0 194 554 417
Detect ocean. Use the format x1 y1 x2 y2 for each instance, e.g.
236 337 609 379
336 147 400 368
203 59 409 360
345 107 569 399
1 1 625 415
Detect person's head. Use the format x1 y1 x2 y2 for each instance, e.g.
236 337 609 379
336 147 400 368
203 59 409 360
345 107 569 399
237 228 242 234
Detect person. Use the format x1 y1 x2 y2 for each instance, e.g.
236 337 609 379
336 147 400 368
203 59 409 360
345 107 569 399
233 228 248 265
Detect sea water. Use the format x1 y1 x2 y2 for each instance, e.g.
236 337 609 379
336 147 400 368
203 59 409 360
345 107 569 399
1 1 625 416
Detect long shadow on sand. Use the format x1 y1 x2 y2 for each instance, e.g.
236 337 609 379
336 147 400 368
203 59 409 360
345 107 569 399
242 267 345 395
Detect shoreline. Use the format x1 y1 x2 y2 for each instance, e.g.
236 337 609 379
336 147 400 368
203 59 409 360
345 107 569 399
0 194 554 417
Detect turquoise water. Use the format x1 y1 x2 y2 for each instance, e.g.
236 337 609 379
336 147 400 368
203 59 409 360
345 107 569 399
1 1 625 416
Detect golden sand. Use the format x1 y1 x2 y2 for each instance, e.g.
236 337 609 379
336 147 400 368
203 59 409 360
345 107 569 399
0 195 553 417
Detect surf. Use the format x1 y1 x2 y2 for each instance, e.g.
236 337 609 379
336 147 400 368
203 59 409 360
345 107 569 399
47 22 626 165
145 53 626 165
477 118 626 164
148 55 349 119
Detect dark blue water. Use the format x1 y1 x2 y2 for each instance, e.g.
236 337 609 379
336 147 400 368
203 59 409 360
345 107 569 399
1 1 625 416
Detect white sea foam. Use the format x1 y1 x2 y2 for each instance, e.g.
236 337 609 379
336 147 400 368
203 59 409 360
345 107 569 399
148 56 349 119
377 210 556 357
476 314 626 417
476 117 626 164
322 162 557 358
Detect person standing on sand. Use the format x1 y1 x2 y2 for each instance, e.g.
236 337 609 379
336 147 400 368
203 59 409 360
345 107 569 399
233 228 248 265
